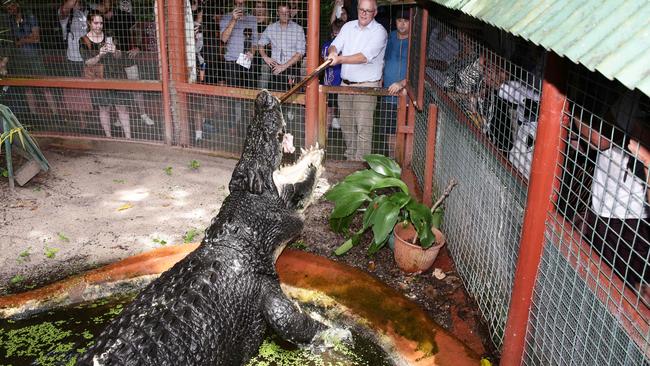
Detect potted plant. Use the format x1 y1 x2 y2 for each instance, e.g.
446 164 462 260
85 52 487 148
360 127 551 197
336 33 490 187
325 154 456 272
392 181 456 273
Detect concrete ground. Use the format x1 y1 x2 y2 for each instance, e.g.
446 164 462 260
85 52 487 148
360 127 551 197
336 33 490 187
1 138 236 294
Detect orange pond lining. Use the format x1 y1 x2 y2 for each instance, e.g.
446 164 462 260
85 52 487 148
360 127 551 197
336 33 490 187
0 245 479 366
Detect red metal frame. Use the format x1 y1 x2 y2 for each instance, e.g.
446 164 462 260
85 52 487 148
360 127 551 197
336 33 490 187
0 78 161 91
395 94 408 165
501 52 568 365
167 0 189 146
157 0 173 145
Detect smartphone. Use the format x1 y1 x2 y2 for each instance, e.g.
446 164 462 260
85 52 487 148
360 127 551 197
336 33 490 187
105 37 113 46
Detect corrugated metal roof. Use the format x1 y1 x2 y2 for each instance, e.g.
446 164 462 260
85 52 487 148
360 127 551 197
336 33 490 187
429 0 650 96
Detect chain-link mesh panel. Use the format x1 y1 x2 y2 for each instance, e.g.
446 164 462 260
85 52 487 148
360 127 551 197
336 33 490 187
319 2 412 161
0 85 165 141
412 12 545 349
524 65 650 365
430 79 527 348
411 86 431 188
524 235 648 366
187 0 306 90
425 17 543 181
0 1 160 79
183 91 304 155
322 87 395 161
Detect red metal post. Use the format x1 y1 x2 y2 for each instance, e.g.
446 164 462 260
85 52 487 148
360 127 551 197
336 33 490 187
305 0 320 147
423 104 438 206
167 0 189 146
395 94 408 164
501 52 567 365
157 0 173 145
403 98 415 167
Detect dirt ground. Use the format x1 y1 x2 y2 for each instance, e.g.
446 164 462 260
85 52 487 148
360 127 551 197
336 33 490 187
0 138 496 361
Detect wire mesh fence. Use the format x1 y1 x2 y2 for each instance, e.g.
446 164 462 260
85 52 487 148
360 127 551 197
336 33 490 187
321 86 396 161
415 12 544 349
5 2 649 363
0 1 160 80
524 65 650 365
0 85 165 141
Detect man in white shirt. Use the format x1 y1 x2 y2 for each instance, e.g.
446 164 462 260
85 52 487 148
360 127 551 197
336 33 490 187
326 0 387 160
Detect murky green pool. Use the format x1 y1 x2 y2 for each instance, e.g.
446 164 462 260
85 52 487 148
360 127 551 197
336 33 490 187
0 295 393 366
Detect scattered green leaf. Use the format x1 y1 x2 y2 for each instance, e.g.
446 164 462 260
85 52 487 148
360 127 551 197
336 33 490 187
17 247 31 262
164 166 173 175
10 274 24 284
153 238 167 246
32 186 42 192
58 232 70 242
289 240 307 249
44 247 59 259
183 228 200 243
113 179 126 184
189 160 200 170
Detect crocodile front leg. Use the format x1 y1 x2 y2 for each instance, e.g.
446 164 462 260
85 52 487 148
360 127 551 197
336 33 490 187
261 280 326 344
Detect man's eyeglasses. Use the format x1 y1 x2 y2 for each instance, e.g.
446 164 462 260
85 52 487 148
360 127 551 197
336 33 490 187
358 7 375 15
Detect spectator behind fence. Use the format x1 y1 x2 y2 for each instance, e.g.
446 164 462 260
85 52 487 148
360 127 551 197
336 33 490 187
219 0 258 88
321 19 345 130
2 0 58 117
258 3 305 92
327 0 387 161
330 0 349 24
80 10 132 139
104 0 155 127
59 0 89 76
426 22 459 87
192 0 205 82
252 0 270 89
502 81 540 179
380 7 409 158
287 0 305 28
575 90 650 305
200 0 228 85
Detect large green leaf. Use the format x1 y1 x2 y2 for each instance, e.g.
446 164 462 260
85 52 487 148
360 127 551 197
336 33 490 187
324 181 370 202
334 238 355 256
387 191 412 210
329 214 354 233
370 199 400 246
342 169 385 191
363 195 387 229
406 201 436 249
330 191 369 218
363 154 401 178
334 230 364 256
369 177 409 195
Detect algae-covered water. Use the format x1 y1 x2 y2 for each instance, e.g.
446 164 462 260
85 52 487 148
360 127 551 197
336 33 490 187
0 296 393 366
0 294 135 366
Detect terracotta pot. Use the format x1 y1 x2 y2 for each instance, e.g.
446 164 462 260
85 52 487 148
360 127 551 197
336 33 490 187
393 223 446 274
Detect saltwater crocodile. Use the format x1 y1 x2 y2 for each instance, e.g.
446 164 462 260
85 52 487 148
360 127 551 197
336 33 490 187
77 90 327 365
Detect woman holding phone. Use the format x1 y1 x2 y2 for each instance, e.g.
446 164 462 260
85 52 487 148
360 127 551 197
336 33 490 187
79 10 132 139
